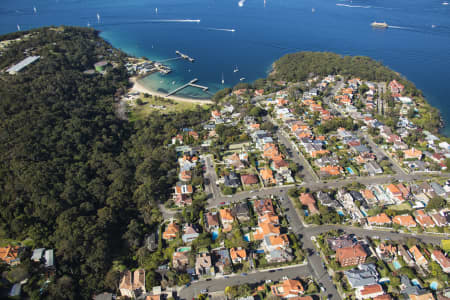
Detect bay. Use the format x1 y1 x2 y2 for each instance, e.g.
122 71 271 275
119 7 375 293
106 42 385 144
1 0 449 133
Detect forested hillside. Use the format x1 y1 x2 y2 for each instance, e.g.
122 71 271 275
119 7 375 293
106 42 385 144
270 51 421 96
0 27 208 299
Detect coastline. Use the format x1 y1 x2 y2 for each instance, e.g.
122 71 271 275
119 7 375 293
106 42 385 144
130 77 214 105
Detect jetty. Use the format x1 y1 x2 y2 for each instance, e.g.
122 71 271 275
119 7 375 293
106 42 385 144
166 78 208 97
175 50 195 62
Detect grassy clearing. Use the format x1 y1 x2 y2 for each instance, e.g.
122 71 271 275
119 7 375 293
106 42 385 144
389 202 412 211
129 94 210 120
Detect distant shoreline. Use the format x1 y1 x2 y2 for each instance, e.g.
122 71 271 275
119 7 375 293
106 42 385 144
130 77 214 105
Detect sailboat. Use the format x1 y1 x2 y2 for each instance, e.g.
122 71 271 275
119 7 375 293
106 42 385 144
87 21 91 27
97 13 101 23
221 73 224 85
17 24 21 31
233 65 239 73
33 6 37 14
240 77 246 81
155 8 158 14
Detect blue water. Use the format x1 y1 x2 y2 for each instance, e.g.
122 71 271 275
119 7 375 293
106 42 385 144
411 279 422 288
304 209 309 216
338 211 345 216
1 0 450 133
430 281 438 290
346 167 355 175
393 260 401 270
243 234 250 242
212 230 218 241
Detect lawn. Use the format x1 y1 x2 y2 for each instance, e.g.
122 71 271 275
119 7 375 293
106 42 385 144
389 202 412 211
129 94 210 120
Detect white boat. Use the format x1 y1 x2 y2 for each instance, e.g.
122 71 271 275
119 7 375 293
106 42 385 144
233 65 239 73
443 1 449 5
33 6 37 14
312 8 315 13
155 7 158 13
97 13 101 23
17 24 21 31
221 73 224 85
240 77 246 81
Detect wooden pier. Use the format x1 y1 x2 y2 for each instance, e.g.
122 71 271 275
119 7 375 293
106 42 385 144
166 78 208 97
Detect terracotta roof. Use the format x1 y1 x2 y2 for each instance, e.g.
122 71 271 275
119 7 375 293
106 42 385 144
386 184 401 196
415 210 435 227
320 165 342 175
163 222 180 240
403 148 422 159
432 250 450 269
367 213 392 225
393 215 417 227
241 174 258 185
409 293 435 300
359 284 383 296
146 296 161 300
409 246 427 264
0 246 19 264
268 234 289 247
361 189 376 200
230 248 247 261
260 168 275 183
373 295 392 300
271 279 304 297
336 244 367 262
219 208 234 222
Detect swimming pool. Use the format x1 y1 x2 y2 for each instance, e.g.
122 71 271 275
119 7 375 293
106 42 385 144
244 234 250 242
430 281 438 290
346 167 355 175
212 231 219 241
338 211 345 216
393 260 401 270
411 279 422 288
178 247 191 252
304 210 309 216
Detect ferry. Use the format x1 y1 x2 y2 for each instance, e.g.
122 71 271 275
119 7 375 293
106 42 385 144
371 21 388 28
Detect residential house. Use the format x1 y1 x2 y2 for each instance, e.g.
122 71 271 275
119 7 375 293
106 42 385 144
230 248 247 264
344 264 379 288
409 293 435 300
386 184 404 202
336 244 367 267
299 193 319 215
271 279 304 298
393 215 417 227
232 202 250 222
398 245 415 266
224 172 241 188
389 80 404 95
163 222 180 240
430 182 447 197
365 161 383 176
356 284 384 300
145 233 158 252
219 208 234 232
367 213 392 227
374 295 392 300
399 275 421 295
430 211 448 227
260 168 276 185
195 252 213 276
415 210 435 228
182 224 199 244
174 194 192 207
205 212 220 232
262 234 289 252
431 250 450 273
253 198 275 217
0 246 20 265
327 235 356 251
409 246 428 266
174 184 193 196
404 148 423 160
119 269 146 299
316 191 341 209
241 174 259 186
212 247 232 274
172 250 190 271
320 165 343 177
376 244 397 262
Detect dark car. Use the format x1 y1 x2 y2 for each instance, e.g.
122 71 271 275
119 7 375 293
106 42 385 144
242 273 247 276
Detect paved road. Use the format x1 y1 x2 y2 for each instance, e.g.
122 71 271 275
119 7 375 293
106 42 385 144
178 265 310 300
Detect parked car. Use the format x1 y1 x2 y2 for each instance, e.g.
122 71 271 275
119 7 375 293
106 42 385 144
201 289 208 294
242 273 247 276
220 202 226 205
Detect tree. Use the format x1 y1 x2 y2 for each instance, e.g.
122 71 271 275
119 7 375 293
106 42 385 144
426 197 446 211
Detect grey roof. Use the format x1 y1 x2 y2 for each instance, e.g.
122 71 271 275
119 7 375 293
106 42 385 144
9 283 21 297
349 191 364 202
430 182 446 195
7 56 40 74
233 202 249 217
31 248 45 261
344 264 379 288
44 249 54 268
400 276 421 295
94 293 114 300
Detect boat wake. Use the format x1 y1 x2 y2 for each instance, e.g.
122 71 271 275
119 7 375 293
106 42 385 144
388 25 413 30
145 19 200 23
238 0 246 7
206 27 236 32
336 3 371 8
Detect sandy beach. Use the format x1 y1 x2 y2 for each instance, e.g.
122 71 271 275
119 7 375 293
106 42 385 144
130 77 214 105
